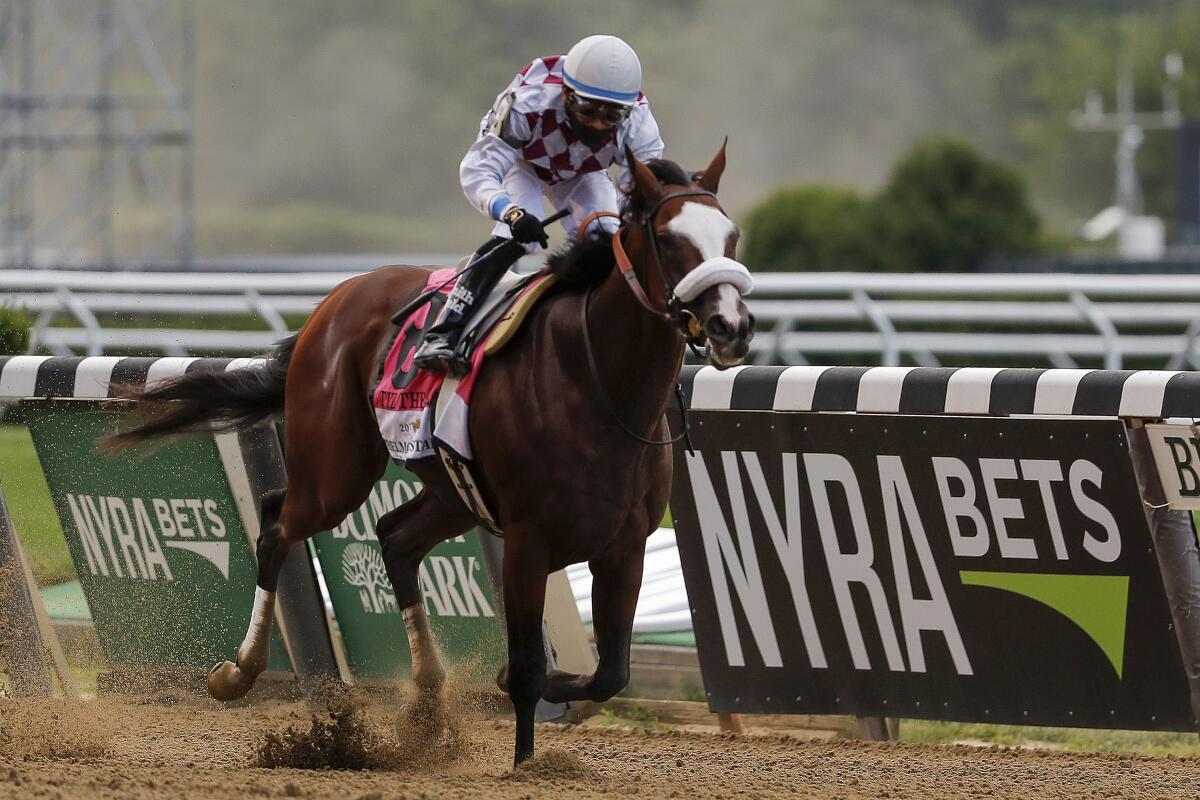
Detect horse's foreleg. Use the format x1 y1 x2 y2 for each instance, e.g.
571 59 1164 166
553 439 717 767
207 488 296 700
501 534 549 766
376 490 474 698
543 537 646 704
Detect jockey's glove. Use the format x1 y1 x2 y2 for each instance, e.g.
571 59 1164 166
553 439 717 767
503 207 550 249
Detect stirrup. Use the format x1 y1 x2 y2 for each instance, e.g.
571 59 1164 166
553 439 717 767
414 351 469 377
414 333 470 376
414 352 470 377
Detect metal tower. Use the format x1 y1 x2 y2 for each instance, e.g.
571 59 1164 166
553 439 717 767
0 0 194 270
1070 52 1182 258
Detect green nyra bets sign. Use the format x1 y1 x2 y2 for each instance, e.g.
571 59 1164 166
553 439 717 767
26 402 289 672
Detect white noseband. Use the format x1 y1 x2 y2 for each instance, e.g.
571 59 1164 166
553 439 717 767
673 257 754 303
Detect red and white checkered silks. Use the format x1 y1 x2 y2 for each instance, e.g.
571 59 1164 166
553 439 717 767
513 56 647 187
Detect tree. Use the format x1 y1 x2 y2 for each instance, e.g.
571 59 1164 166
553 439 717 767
741 138 1042 273
341 542 395 614
742 185 871 272
864 138 1041 272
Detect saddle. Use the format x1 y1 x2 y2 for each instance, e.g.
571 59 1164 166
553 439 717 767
464 267 559 360
372 266 558 534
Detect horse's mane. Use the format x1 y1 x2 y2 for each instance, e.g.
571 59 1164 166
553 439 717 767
546 158 694 292
546 232 615 292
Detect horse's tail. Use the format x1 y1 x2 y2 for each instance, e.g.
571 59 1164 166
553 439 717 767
100 334 297 453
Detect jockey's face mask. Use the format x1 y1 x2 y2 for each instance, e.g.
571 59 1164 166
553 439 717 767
566 89 633 145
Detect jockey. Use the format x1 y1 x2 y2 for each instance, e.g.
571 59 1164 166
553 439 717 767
414 34 665 375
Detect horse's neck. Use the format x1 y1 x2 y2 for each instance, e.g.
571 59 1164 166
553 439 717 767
584 245 684 431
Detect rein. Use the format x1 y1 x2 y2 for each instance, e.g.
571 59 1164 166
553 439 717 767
581 283 692 450
611 188 719 325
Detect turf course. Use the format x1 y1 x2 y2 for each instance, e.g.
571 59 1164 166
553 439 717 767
0 423 74 584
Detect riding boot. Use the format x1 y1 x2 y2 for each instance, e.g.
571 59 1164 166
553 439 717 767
413 236 521 376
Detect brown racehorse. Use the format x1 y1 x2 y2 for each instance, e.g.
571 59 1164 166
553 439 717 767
104 146 754 766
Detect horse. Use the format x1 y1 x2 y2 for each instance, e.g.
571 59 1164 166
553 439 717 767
104 146 755 766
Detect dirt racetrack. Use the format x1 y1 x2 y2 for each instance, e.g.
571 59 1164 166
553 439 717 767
0 694 1197 800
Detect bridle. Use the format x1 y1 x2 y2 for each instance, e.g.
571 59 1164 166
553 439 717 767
615 189 720 342
583 188 723 342
578 187 735 449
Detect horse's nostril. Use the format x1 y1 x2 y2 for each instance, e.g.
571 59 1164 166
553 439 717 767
706 316 732 342
746 312 756 331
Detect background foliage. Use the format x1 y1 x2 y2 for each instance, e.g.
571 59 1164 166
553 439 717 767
744 138 1042 272
0 307 30 356
96 2 1200 256
742 186 869 272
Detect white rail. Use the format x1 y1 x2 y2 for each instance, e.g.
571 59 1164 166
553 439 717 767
4 269 1200 368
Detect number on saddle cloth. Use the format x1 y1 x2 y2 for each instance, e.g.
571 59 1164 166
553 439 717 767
392 291 448 390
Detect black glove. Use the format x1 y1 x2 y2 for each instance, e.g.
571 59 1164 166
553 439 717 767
504 208 550 248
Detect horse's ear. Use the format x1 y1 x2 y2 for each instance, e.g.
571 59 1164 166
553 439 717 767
698 138 727 194
625 145 662 203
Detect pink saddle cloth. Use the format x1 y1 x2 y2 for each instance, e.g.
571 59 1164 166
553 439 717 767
372 267 548 464
371 269 482 462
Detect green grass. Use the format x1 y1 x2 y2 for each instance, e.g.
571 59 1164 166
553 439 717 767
899 719 1200 756
0 424 74 585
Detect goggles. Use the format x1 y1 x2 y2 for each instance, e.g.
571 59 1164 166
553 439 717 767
565 90 631 126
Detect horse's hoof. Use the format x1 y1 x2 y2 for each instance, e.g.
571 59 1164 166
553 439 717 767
207 660 253 702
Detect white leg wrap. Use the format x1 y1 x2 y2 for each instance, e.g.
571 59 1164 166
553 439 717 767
209 586 276 701
247 587 276 645
403 603 445 692
236 587 275 676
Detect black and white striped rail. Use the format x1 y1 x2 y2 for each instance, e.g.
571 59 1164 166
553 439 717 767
6 357 1200 420
0 355 264 401
679 365 1200 419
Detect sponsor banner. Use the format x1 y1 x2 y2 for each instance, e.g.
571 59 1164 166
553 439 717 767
671 411 1196 730
25 402 289 671
309 460 504 681
1146 423 1200 510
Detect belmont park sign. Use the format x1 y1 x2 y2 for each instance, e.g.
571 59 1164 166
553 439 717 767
671 411 1195 731
309 463 504 681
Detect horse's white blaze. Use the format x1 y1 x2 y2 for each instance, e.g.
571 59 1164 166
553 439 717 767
667 201 737 262
712 283 743 321
667 200 751 368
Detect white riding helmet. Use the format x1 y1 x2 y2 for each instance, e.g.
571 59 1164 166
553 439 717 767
562 35 642 107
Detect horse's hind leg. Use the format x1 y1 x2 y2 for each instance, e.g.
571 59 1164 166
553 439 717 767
209 406 387 701
542 536 647 705
375 488 475 699
208 485 291 700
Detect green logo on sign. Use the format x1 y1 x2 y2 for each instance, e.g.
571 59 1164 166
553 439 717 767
960 570 1129 678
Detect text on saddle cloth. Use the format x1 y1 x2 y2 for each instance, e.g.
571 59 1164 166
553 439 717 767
372 266 557 465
